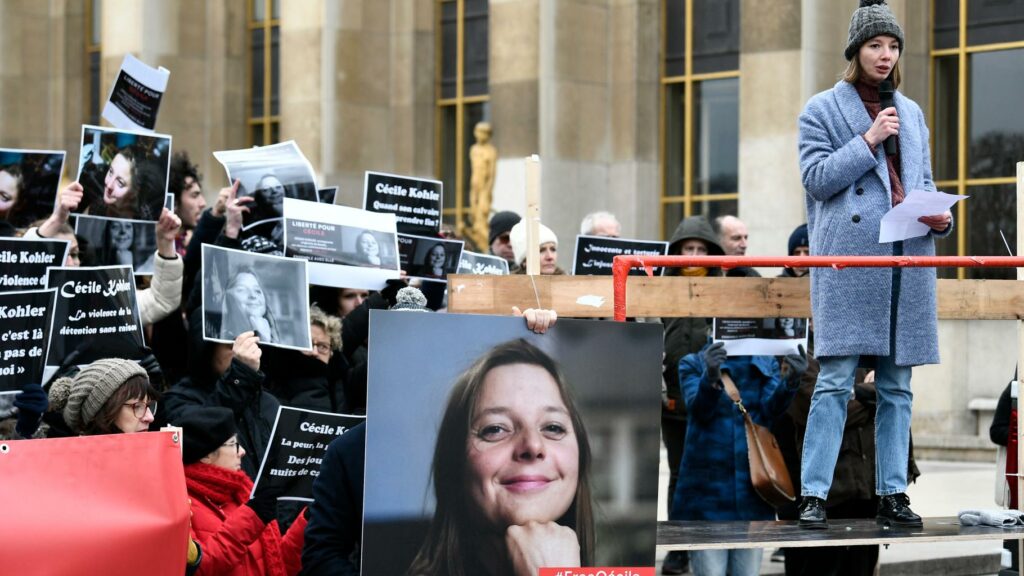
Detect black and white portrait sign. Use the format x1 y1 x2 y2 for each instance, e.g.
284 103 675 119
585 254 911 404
397 233 464 283
0 237 69 292
363 171 443 236
283 198 401 290
713 317 809 356
75 215 157 276
44 266 144 368
0 148 66 228
572 235 669 276
101 54 170 132
251 407 365 502
213 141 319 253
202 244 312 351
456 250 509 276
75 125 172 223
0 289 57 394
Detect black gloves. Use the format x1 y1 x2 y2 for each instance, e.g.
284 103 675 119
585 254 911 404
781 344 809 385
246 483 284 524
702 341 727 384
137 348 165 390
14 383 48 439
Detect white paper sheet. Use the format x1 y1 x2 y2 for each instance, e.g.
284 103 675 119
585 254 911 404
878 189 967 243
101 54 170 132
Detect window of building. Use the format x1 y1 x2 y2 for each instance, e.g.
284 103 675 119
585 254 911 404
930 0 1024 279
248 0 281 146
436 0 489 235
85 0 102 126
661 0 740 239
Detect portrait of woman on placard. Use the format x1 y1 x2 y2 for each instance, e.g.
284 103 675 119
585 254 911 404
80 144 165 221
353 230 383 267
408 339 594 576
100 220 155 274
0 163 24 222
416 242 448 279
242 173 286 226
218 267 280 344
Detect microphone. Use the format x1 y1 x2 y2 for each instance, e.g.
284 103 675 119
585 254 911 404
879 80 897 156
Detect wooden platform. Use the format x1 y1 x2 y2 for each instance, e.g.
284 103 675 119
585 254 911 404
657 518 1024 551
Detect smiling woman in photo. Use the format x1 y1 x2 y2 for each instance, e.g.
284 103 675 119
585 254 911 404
408 338 594 576
219 267 280 344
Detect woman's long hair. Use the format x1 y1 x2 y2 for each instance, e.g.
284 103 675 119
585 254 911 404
408 339 595 576
219 267 280 343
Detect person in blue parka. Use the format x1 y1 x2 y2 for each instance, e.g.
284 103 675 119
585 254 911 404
671 341 806 576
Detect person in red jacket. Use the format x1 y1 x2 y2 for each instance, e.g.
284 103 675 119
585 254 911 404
176 406 307 576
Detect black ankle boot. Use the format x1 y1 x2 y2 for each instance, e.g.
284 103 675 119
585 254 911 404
877 493 923 527
798 496 828 529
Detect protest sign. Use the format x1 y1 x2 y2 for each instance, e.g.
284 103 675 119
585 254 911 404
317 186 337 204
251 407 365 502
456 250 509 276
363 312 662 574
363 171 442 236
0 237 69 292
283 198 401 290
44 265 145 368
76 125 172 223
0 148 66 228
213 141 318 253
572 235 669 276
75 215 157 275
397 233 464 282
202 244 312 351
0 289 57 393
713 317 809 356
101 54 170 132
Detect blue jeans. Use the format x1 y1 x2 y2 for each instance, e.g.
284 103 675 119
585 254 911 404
800 354 913 499
690 549 763 576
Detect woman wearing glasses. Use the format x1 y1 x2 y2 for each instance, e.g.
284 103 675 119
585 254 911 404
47 358 160 436
175 406 307 576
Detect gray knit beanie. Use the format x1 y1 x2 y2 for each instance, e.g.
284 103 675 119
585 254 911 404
48 358 148 433
845 0 905 61
390 286 431 312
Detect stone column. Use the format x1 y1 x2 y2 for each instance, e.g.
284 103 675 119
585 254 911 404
737 0 806 260
491 0 658 267
99 0 246 197
0 1 78 151
282 0 434 207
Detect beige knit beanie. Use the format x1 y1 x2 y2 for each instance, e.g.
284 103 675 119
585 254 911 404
48 358 148 433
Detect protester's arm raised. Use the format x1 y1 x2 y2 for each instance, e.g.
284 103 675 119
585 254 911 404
36 183 83 238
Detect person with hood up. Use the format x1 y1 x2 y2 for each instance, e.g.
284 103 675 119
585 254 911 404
659 215 724 575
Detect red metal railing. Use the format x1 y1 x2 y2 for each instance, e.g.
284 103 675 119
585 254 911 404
611 255 1024 322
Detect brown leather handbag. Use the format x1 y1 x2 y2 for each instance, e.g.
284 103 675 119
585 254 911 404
721 374 797 508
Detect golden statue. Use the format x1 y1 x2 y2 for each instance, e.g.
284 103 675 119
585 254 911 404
465 121 496 251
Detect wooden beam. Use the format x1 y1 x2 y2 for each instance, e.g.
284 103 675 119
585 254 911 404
447 275 1024 320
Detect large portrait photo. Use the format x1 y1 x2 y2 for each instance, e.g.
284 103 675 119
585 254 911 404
363 312 663 575
201 244 311 351
75 125 172 222
0 148 65 228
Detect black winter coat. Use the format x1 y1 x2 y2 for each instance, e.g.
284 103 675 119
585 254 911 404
301 421 365 576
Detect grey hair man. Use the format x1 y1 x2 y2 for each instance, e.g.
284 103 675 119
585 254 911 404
580 211 621 238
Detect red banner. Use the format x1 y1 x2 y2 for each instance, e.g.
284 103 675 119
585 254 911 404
0 431 190 576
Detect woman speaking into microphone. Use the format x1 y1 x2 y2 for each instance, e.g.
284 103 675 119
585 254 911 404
796 0 952 529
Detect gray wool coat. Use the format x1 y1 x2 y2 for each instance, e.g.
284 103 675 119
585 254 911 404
799 80 953 366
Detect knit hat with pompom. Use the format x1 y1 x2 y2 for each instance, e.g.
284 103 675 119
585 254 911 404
845 0 905 61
